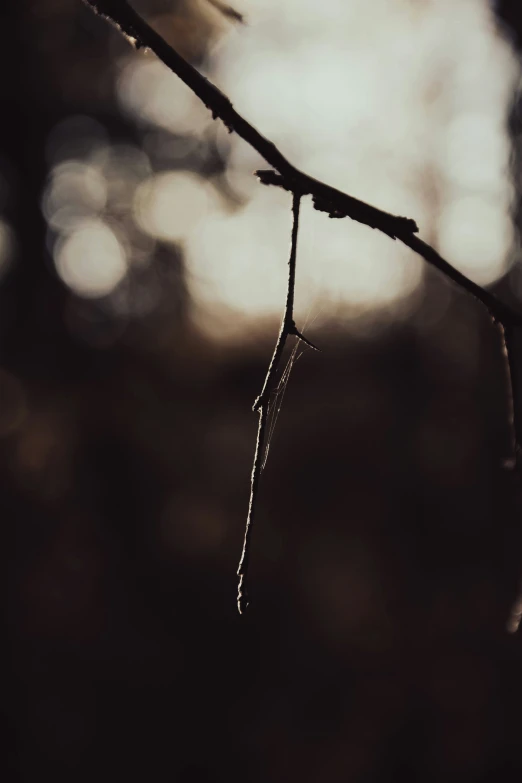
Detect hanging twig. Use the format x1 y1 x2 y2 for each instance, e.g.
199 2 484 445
236 193 316 613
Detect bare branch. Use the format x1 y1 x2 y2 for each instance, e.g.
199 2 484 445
256 170 522 328
83 0 417 241
83 0 522 616
82 0 522 327
237 194 307 612
253 194 302 413
236 404 267 615
502 324 522 471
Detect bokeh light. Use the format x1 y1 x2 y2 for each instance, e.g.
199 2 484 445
117 55 213 136
42 160 108 233
97 144 152 210
43 122 159 303
437 195 514 284
53 219 127 298
133 170 215 242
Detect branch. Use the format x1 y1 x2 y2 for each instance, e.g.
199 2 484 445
236 194 315 613
83 0 522 610
256 171 522 327
82 0 522 325
83 0 416 239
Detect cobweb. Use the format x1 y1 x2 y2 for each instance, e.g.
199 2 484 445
261 307 321 471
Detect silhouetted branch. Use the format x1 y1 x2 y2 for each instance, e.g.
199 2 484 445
83 0 416 241
237 194 316 612
256 170 522 327
82 1 522 327
83 0 522 612
82 0 522 322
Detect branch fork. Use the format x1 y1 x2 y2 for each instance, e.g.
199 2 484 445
82 0 522 617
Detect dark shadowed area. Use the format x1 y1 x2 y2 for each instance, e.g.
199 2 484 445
4 1 522 782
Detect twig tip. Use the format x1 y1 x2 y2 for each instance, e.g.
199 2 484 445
290 324 320 351
237 576 249 614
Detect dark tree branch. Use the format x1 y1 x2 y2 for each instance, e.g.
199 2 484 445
82 0 522 327
80 0 522 325
83 0 417 240
253 194 314 413
83 0 522 612
256 170 522 327
236 402 267 615
503 324 522 468
237 194 311 613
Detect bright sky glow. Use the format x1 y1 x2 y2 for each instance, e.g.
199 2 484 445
42 160 107 233
117 56 213 137
437 195 514 284
134 171 216 242
118 0 519 325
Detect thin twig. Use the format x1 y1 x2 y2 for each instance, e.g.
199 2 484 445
253 194 311 412
236 403 268 614
237 194 308 613
502 324 522 469
256 171 522 327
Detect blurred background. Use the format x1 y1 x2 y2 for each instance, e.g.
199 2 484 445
3 0 522 780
